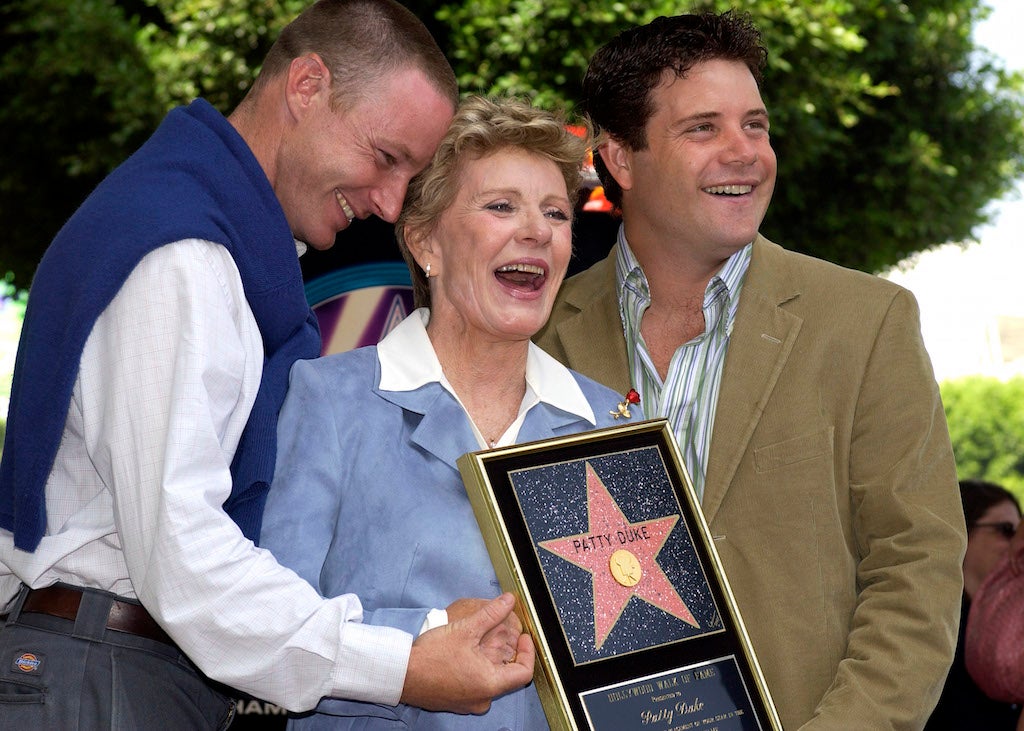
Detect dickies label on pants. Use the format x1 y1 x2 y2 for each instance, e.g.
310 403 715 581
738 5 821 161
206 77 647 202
11 650 44 674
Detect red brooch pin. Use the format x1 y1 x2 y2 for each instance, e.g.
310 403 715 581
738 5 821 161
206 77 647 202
611 389 641 419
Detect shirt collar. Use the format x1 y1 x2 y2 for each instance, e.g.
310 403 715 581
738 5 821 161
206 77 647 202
377 308 444 390
614 224 753 310
378 308 596 425
615 225 647 300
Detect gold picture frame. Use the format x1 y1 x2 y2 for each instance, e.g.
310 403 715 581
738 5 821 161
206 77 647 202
457 419 781 731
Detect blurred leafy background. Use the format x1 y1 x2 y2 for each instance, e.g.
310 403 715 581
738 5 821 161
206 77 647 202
1 0 1022 497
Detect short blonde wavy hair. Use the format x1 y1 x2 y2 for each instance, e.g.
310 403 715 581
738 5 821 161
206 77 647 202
397 96 592 309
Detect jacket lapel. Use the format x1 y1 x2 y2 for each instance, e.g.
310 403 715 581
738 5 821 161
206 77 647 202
553 250 632 394
519 401 599 443
700 237 802 522
377 384 477 470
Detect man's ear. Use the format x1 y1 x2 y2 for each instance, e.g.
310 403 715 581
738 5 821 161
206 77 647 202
284 53 330 119
598 137 635 192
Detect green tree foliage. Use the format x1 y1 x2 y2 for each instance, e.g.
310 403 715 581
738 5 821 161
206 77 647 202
138 0 309 112
764 0 1024 272
0 0 306 287
0 0 1021 286
419 0 1024 273
0 0 163 288
941 376 1024 502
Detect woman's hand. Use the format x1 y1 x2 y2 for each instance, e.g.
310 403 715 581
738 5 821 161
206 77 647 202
401 594 535 714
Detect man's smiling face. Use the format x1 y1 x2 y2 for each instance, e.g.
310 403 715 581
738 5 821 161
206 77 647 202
609 58 777 265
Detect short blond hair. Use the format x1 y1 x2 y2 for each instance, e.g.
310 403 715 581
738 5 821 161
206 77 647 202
397 96 591 308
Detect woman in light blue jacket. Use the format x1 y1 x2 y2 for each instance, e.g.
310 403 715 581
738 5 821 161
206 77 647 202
261 96 641 730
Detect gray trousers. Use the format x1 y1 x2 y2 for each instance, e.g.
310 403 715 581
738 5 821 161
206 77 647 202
0 584 236 729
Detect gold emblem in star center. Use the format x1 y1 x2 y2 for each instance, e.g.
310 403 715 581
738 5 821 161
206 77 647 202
609 549 642 587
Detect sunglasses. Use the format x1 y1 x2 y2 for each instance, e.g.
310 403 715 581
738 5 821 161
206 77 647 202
971 521 1019 539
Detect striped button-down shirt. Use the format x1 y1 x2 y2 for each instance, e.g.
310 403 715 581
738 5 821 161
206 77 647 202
616 229 752 500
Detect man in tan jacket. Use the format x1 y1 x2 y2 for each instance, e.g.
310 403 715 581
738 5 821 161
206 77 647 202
537 10 966 729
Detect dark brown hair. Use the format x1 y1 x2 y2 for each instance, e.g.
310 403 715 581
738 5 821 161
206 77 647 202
583 10 767 207
960 478 1021 527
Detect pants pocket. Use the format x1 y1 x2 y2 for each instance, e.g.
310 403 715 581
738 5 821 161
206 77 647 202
0 675 47 704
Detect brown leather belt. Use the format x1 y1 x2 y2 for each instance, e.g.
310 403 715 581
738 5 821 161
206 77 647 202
20 584 175 646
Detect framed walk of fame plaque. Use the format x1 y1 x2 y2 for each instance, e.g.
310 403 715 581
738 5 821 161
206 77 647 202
457 419 781 731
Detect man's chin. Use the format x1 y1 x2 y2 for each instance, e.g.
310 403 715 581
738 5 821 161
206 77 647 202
302 228 342 251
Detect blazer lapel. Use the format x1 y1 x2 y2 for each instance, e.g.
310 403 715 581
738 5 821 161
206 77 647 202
377 384 477 471
519 401 599 443
700 237 802 523
553 250 632 394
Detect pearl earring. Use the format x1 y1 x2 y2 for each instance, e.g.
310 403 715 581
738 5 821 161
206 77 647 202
425 263 431 277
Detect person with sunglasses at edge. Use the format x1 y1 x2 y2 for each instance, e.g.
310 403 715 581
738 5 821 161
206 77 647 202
925 479 1022 729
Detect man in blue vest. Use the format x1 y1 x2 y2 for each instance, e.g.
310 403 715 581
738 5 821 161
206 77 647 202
0 1 533 727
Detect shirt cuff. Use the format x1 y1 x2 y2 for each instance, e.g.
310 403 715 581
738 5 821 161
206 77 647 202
330 621 413 706
420 608 448 635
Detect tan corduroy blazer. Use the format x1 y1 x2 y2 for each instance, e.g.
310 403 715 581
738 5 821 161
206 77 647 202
536 234 967 730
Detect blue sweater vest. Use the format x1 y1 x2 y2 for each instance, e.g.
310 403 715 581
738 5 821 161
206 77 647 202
0 99 320 551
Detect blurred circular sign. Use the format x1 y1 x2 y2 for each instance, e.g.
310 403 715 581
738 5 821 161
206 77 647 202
305 262 415 356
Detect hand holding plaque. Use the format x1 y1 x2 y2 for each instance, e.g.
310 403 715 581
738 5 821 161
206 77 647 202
402 594 535 714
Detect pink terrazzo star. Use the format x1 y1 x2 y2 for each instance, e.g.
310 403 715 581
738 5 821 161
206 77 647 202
539 462 698 650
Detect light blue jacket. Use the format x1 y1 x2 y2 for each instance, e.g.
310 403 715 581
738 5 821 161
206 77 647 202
262 344 638 730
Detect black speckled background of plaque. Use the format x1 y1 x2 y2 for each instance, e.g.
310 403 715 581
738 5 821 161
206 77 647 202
509 446 722 664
